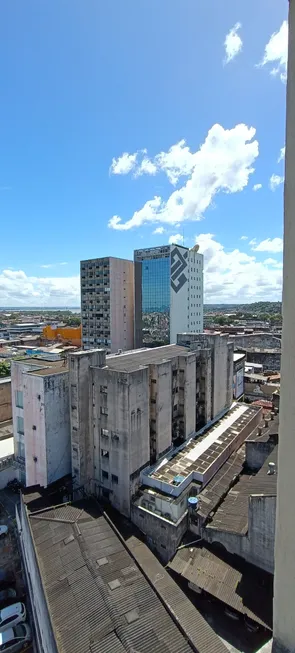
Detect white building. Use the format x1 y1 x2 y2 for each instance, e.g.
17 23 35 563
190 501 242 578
134 244 203 347
81 256 134 353
11 358 71 487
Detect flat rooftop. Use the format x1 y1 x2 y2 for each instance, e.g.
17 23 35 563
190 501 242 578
13 357 68 376
22 491 228 653
148 404 260 487
207 446 277 535
106 344 189 372
168 544 272 630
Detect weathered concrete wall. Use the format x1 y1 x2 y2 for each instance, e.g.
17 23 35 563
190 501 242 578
131 503 188 563
23 374 47 487
232 333 281 350
246 440 277 471
177 333 233 421
69 349 106 490
150 360 172 460
110 257 134 353
17 499 58 653
180 353 197 438
92 365 150 517
273 2 295 649
204 494 276 574
0 379 12 422
243 350 281 372
0 463 15 489
44 373 71 485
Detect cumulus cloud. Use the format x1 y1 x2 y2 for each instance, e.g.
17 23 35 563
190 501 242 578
269 173 284 191
168 234 183 245
0 269 80 307
135 157 158 177
196 233 282 303
108 123 259 230
278 146 285 162
264 258 283 268
258 20 288 82
224 22 243 64
252 237 283 253
153 226 165 235
253 183 262 191
240 235 248 240
110 152 138 175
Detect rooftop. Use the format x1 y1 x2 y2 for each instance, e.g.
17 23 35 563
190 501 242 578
22 490 228 653
207 446 277 535
168 544 272 630
13 357 68 376
147 404 260 490
105 344 189 373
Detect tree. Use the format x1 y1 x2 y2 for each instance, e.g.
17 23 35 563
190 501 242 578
63 316 81 327
0 362 10 378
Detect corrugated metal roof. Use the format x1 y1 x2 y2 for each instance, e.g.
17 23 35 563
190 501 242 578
25 497 228 653
207 446 277 535
168 545 272 630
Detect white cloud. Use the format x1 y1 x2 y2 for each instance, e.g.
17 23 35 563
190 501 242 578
249 238 257 246
264 257 283 268
196 233 282 303
278 146 285 162
252 237 283 253
259 20 288 82
253 183 262 191
0 269 80 307
108 123 259 230
40 262 69 269
110 152 137 175
168 234 183 245
154 140 196 185
224 22 243 64
153 226 165 235
240 235 248 240
269 173 284 191
135 157 158 177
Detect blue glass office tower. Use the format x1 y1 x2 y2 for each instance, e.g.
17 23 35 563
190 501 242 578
134 244 204 347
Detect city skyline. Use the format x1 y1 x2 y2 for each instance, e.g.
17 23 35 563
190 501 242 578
0 0 286 307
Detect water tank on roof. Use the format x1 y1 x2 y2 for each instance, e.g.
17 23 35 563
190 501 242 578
188 497 199 510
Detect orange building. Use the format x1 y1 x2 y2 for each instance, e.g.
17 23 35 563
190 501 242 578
42 325 82 347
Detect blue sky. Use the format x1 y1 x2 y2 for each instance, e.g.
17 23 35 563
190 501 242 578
0 0 287 306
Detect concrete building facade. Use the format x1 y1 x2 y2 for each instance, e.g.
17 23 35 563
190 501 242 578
69 334 233 519
81 256 134 353
134 244 203 347
0 377 12 422
272 1 295 651
11 358 71 487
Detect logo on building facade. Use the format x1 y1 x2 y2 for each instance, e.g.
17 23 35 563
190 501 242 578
170 247 188 293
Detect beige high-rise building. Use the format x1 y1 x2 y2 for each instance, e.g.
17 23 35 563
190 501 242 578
272 2 295 652
80 256 134 353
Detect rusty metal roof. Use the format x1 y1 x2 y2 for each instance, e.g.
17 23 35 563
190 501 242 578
168 545 272 630
207 446 277 535
24 495 228 653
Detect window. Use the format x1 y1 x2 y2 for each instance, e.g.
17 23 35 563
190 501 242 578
100 385 107 394
112 474 118 484
100 407 108 415
15 390 23 409
101 428 109 437
101 449 109 458
17 416 24 435
102 470 109 480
